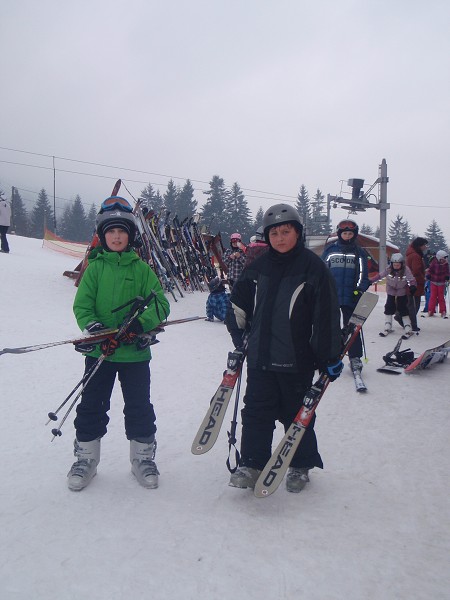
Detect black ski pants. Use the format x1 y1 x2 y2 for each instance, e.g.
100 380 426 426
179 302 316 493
0 225 9 253
74 357 156 442
384 294 408 317
239 368 323 471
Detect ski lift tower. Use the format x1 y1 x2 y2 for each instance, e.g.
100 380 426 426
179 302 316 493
326 158 390 272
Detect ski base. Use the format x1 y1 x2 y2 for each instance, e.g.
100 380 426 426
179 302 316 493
352 369 367 392
379 330 393 337
191 369 241 454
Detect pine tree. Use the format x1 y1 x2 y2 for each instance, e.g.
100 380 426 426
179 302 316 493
140 183 156 209
70 196 89 242
10 187 29 236
253 206 264 231
140 183 164 212
177 179 198 222
58 205 72 240
388 214 411 255
200 175 228 234
309 188 329 235
424 220 448 254
85 204 98 240
153 190 164 213
360 224 375 236
295 185 311 234
163 179 179 216
224 182 253 242
29 189 55 238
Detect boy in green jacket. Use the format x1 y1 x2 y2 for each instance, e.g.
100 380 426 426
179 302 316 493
68 197 170 491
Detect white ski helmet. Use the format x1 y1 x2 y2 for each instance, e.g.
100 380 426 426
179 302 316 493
390 253 404 263
436 250 449 260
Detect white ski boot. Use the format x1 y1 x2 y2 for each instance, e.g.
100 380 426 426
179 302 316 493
402 315 413 339
130 438 159 489
67 438 100 491
380 314 393 337
229 466 261 489
286 467 310 493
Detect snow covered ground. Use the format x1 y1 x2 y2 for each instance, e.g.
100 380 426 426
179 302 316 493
1 235 449 600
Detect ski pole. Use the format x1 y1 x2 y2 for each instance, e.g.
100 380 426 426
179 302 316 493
46 292 165 439
361 327 368 363
226 369 243 473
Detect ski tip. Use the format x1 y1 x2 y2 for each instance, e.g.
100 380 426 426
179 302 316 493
253 485 274 499
191 443 208 455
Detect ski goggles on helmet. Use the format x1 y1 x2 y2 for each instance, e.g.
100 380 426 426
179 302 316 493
337 220 357 231
101 196 133 213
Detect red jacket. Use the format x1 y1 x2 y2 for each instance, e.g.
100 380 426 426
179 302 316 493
406 243 426 296
427 257 450 286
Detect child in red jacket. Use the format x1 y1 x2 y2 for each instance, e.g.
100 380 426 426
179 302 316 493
427 250 449 318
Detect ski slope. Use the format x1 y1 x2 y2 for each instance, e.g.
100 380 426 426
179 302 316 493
1 235 449 600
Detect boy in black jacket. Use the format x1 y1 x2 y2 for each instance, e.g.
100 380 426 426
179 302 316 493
225 204 343 493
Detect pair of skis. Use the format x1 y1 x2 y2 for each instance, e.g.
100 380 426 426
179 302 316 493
0 316 203 357
192 291 379 498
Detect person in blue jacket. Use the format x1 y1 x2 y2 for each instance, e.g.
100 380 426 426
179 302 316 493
321 219 370 372
205 276 230 322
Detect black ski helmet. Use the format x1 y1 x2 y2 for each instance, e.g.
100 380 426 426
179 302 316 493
336 219 359 244
262 204 303 243
96 208 138 248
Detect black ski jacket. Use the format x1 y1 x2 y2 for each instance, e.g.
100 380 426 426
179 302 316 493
226 241 342 377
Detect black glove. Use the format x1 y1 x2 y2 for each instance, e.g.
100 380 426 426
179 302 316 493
324 359 344 382
409 285 417 295
85 321 107 334
117 319 144 345
353 289 363 299
446 277 449 282
426 274 430 280
100 336 120 356
75 322 108 353
227 347 245 372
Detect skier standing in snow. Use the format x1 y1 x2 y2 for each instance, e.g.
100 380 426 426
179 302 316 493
426 250 449 318
223 233 246 290
225 204 343 493
67 197 170 491
321 220 370 376
370 253 417 337
205 276 230 322
0 195 11 254
402 237 428 331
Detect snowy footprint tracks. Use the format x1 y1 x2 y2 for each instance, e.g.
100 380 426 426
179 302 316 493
253 292 379 499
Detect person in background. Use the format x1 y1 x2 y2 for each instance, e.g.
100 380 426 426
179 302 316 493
205 276 230 322
225 204 343 494
223 233 246 290
321 219 370 374
370 253 416 336
0 195 12 254
68 197 170 492
244 226 269 267
427 250 449 318
403 237 428 331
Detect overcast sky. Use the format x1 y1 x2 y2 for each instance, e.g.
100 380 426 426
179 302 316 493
1 0 449 241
